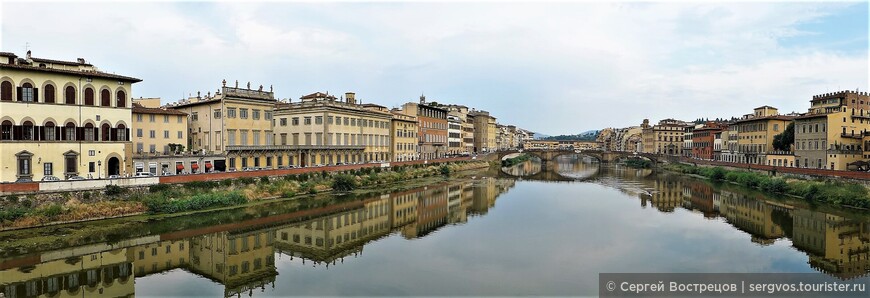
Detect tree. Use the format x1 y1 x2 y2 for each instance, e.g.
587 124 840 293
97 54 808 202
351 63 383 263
772 122 795 151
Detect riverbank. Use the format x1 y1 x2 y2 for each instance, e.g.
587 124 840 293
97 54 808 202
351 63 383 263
663 163 870 209
501 153 531 167
0 160 490 230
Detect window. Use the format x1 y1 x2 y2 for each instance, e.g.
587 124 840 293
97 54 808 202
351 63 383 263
253 109 260 120
137 129 143 137
65 86 76 104
292 117 299 125
228 130 236 145
265 111 272 120
149 130 156 138
0 81 12 101
304 117 311 125
44 84 55 103
178 131 183 139
65 123 75 140
240 130 248 145
100 89 111 106
280 118 287 126
164 130 169 139
162 115 168 123
149 144 156 153
191 112 198 121
16 151 32 179
44 163 53 176
118 124 127 141
65 151 78 175
315 116 323 124
253 130 260 145
214 109 221 119
149 114 155 122
45 122 56 140
20 82 35 102
116 90 126 107
227 108 237 118
22 121 34 140
0 120 10 140
240 109 249 119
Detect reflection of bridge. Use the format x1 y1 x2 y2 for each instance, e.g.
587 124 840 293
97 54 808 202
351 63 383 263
498 149 662 163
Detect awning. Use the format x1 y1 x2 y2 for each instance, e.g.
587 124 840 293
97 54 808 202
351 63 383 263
192 163 200 170
176 164 184 170
205 163 213 169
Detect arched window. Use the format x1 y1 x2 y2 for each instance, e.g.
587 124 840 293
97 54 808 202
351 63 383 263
21 82 36 102
101 123 110 141
1 81 12 101
100 89 110 107
1 120 12 140
116 90 126 108
22 121 34 140
44 84 55 103
117 124 127 141
65 122 76 140
45 121 56 141
84 88 94 106
65 86 76 104
84 123 95 141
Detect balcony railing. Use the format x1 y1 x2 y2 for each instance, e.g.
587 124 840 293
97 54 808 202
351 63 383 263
840 133 863 139
826 149 863 155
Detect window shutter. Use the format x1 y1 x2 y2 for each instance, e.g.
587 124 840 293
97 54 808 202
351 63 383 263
56 127 61 141
126 128 130 141
16 87 22 101
77 127 84 141
110 128 117 141
13 126 21 140
36 125 42 140
33 87 38 102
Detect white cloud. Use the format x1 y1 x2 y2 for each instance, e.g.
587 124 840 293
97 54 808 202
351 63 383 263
1 2 865 134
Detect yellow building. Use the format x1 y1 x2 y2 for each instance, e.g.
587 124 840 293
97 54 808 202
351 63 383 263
131 99 193 175
795 91 870 170
0 51 139 181
733 106 795 165
128 239 189 276
169 80 279 171
272 92 392 167
792 209 870 279
470 110 497 153
391 111 418 161
641 118 689 155
187 230 278 297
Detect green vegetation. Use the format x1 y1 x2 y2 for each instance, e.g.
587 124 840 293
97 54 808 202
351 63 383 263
772 122 795 151
501 154 532 167
104 185 127 196
665 164 870 208
331 174 357 192
144 191 248 214
622 158 652 169
542 130 599 141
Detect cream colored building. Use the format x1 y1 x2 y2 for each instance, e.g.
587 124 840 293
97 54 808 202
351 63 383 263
0 51 139 181
795 91 870 170
169 80 279 171
470 110 497 153
273 92 392 166
641 118 690 155
131 98 197 175
733 106 795 165
391 111 418 161
0 248 134 297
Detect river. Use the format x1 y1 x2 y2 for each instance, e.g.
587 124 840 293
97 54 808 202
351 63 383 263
1 156 868 297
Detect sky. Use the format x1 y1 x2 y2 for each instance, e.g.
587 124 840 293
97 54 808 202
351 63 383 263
1 1 868 136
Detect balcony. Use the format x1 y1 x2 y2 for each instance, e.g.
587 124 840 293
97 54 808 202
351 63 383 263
840 132 864 139
827 148 863 155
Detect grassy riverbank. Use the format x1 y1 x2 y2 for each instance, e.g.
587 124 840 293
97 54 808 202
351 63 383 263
622 158 653 169
664 163 870 209
0 161 489 229
501 154 532 167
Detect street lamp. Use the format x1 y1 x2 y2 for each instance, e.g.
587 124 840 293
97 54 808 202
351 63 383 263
97 160 102 179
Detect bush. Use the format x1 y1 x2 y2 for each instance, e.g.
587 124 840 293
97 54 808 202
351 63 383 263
149 184 172 193
440 165 451 176
237 177 255 185
39 204 65 218
760 178 788 193
709 167 726 181
0 206 29 222
184 181 218 190
105 185 127 196
145 191 247 214
259 176 270 184
332 174 357 192
220 179 234 186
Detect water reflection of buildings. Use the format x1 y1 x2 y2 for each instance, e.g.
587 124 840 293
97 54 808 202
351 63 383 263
1 177 516 298
792 209 870 280
718 190 787 245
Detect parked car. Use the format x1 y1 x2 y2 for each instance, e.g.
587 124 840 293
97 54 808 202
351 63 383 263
41 175 60 182
135 172 155 177
16 177 33 182
108 175 121 179
67 176 85 181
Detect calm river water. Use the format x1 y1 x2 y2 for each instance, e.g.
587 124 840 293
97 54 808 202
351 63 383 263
1 156 868 297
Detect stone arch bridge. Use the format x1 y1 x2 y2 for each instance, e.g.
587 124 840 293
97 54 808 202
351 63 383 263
498 149 661 164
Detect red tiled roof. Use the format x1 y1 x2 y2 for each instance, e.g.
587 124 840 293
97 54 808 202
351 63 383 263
30 56 92 66
300 92 337 100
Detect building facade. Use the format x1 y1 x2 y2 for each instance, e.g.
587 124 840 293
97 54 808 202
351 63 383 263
733 106 794 165
169 81 277 171
470 110 496 153
131 99 197 175
400 97 448 160
273 92 391 167
390 112 418 162
0 51 139 181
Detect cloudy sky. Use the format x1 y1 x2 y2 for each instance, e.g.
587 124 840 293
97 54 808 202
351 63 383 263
1 1 867 135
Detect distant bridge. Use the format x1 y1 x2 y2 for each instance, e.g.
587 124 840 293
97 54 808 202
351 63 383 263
497 149 662 164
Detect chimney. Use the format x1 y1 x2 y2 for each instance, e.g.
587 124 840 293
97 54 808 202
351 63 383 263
77 58 85 64
345 92 356 104
26 50 31 60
